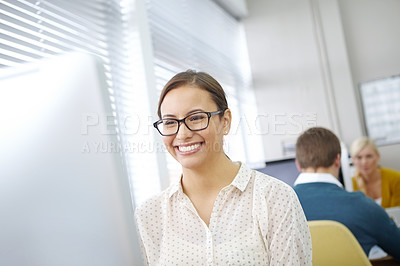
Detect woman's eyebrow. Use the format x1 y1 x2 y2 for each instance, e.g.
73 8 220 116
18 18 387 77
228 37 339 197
162 114 177 119
187 109 205 115
162 108 205 119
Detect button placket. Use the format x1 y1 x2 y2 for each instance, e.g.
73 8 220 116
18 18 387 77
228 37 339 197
206 189 230 266
210 188 229 226
206 230 214 265
180 192 199 215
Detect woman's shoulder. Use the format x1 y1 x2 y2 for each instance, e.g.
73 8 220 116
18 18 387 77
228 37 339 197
381 167 400 176
250 167 297 198
381 167 400 182
232 162 295 197
251 167 292 186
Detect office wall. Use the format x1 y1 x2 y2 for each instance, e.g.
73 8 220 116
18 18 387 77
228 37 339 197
243 0 331 161
337 0 400 170
243 0 400 170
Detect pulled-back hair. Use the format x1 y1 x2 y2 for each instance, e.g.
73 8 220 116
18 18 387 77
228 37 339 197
296 127 341 169
350 136 380 194
350 137 379 158
157 70 228 118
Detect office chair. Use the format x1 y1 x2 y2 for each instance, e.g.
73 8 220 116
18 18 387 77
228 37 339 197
308 220 372 266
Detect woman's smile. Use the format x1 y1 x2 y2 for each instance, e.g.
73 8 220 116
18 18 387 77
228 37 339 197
175 142 202 153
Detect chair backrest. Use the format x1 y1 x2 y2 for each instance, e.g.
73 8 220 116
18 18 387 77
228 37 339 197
308 220 372 266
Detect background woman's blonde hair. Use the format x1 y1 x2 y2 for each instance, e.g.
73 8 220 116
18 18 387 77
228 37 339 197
350 136 379 158
350 137 380 194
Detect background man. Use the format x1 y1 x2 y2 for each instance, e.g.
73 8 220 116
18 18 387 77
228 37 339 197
293 127 400 261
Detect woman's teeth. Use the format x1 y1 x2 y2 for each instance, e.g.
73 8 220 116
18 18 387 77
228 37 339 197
178 143 200 152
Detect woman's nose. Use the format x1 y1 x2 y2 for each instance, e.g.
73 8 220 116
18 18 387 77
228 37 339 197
175 122 192 139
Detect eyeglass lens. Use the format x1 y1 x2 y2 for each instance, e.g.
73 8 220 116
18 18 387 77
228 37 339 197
158 112 209 135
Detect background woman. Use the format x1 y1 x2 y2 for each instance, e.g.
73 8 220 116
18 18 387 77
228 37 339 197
135 70 312 265
351 137 400 208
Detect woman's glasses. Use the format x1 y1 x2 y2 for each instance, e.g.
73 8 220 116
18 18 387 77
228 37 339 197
153 110 224 136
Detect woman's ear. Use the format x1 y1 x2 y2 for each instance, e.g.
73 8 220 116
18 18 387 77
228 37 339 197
222 108 232 135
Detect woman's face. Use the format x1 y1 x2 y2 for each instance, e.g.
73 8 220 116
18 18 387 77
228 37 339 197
353 145 380 177
159 85 229 170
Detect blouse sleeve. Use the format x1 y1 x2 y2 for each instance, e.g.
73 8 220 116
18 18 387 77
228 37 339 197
257 176 312 265
134 209 149 265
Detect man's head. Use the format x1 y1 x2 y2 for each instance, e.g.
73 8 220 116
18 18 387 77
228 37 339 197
296 127 341 172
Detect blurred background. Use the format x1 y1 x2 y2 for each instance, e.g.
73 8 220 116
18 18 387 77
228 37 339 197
1 0 399 207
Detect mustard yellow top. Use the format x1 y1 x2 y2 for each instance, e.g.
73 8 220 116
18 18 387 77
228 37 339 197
352 168 400 208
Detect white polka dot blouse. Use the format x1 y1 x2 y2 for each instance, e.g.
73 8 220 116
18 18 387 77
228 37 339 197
135 162 312 265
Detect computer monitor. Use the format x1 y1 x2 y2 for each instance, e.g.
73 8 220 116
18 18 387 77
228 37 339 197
255 158 301 186
0 53 143 266
256 141 351 188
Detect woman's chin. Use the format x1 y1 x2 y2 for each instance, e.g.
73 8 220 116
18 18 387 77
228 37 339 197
176 154 203 169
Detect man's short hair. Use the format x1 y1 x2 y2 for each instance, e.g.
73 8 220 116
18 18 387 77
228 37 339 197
296 127 341 169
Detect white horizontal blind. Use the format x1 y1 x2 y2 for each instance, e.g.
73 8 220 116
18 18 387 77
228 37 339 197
0 0 108 65
147 0 249 91
145 0 264 182
0 0 161 205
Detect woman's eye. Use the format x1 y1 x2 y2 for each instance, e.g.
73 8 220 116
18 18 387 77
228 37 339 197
189 115 206 122
164 120 176 126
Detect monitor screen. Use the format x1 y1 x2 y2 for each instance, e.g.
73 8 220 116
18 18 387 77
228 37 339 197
256 157 345 188
0 53 143 266
255 158 301 186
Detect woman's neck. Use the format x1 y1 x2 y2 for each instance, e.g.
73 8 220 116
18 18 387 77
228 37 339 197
181 155 240 195
362 167 381 184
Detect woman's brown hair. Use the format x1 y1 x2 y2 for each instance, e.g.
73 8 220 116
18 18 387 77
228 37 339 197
157 70 228 118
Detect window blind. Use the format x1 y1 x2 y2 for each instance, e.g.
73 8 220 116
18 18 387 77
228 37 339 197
0 0 161 205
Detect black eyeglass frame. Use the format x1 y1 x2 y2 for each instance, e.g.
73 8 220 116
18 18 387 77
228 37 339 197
153 110 225 136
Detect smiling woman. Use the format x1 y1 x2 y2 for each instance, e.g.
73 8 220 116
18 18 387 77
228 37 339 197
135 70 312 265
158 85 228 172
